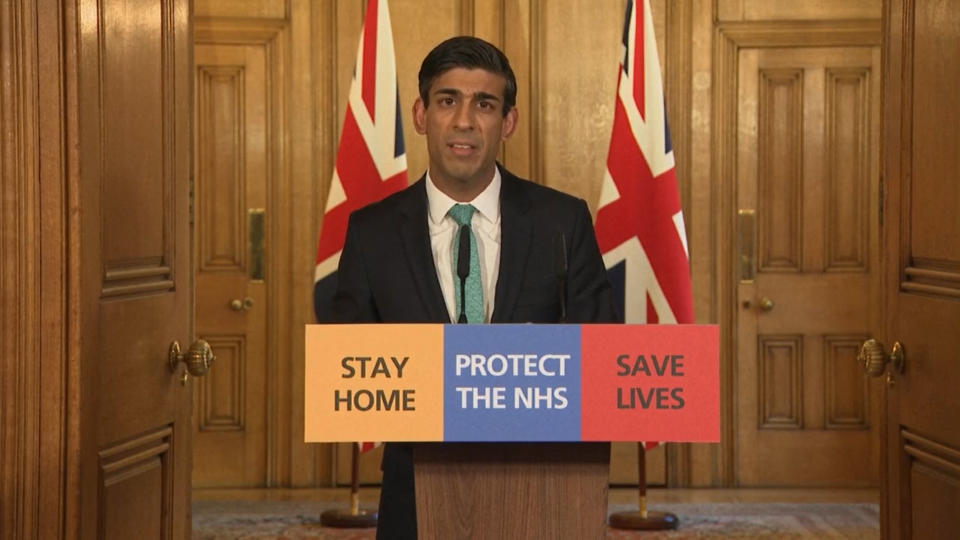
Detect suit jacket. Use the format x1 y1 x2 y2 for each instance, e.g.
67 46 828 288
331 165 618 325
327 165 617 540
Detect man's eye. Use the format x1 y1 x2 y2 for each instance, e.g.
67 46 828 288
439 97 455 106
478 101 493 110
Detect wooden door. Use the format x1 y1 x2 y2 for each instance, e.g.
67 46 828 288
192 32 271 488
75 0 195 536
879 0 960 537
735 45 882 486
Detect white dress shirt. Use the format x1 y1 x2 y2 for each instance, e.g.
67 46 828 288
425 169 501 323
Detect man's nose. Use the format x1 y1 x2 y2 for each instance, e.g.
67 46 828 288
452 103 475 130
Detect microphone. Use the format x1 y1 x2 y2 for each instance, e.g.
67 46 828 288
457 224 470 324
554 231 568 323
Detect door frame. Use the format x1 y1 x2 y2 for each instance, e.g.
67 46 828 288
0 0 77 536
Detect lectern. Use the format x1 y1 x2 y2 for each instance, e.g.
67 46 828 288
413 442 610 539
305 323 719 536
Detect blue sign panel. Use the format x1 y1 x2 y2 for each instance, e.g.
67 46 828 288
443 325 582 441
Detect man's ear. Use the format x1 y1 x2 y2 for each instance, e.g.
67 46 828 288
412 98 427 135
501 107 518 140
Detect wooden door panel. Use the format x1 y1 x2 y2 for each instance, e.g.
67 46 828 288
882 0 960 537
76 0 193 536
898 297 960 445
736 46 881 486
100 0 167 264
905 432 960 540
99 428 173 538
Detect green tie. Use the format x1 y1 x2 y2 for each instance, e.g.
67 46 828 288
449 204 483 324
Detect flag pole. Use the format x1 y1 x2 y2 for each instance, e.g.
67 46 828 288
608 443 678 530
320 444 379 528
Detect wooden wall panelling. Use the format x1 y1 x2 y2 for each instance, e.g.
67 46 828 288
1 1 46 536
538 0 621 205
717 0 880 22
35 0 72 530
502 0 536 181
687 0 717 487
195 0 288 20
293 0 332 488
471 0 502 48
391 0 462 183
662 0 695 486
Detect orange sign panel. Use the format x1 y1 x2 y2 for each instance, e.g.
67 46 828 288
304 324 444 442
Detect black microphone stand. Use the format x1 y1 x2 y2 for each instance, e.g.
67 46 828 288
457 224 470 324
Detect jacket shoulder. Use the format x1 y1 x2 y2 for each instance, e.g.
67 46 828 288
348 178 425 226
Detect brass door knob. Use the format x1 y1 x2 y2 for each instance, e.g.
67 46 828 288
759 297 775 311
168 340 216 377
229 297 254 311
859 339 904 377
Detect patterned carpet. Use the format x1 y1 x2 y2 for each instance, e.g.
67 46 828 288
193 500 879 539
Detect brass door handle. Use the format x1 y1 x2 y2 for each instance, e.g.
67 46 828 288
229 297 254 311
858 339 904 377
758 297 775 311
168 340 215 377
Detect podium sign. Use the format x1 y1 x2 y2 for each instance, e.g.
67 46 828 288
305 324 718 443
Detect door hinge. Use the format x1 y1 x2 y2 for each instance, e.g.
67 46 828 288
878 173 884 227
189 174 195 226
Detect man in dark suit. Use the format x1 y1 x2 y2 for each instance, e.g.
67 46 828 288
329 36 617 540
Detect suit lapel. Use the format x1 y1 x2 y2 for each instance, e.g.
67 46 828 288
492 168 533 323
399 177 451 323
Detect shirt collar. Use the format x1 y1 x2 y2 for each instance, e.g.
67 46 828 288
425 167 502 226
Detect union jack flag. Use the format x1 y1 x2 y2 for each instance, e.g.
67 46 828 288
358 441 381 453
595 0 693 327
313 0 406 452
594 0 694 450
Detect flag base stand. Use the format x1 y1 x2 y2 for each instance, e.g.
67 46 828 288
318 444 379 529
608 443 680 531
320 507 378 528
608 510 679 530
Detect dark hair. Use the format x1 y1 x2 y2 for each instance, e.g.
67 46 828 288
418 36 517 116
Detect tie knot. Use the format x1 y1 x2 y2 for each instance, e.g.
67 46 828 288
448 204 476 226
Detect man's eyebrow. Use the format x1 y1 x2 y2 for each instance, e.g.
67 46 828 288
473 91 501 103
432 88 502 103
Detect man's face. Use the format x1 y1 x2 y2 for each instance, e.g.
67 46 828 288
413 67 517 198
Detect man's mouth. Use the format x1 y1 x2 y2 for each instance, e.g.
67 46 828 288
448 142 477 156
